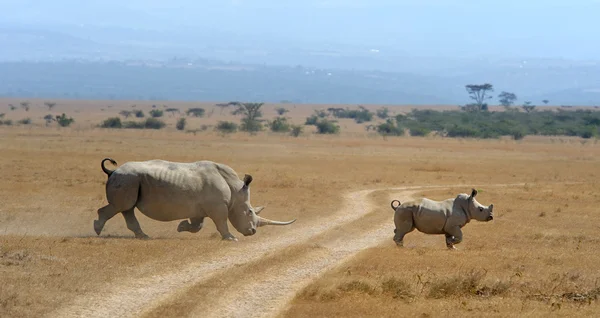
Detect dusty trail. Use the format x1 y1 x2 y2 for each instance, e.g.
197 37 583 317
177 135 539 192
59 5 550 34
49 183 524 318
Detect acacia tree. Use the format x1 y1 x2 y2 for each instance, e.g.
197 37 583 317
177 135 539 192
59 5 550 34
542 99 549 105
119 110 132 118
232 102 264 132
44 101 57 110
20 101 30 112
165 108 179 117
465 83 494 111
522 101 536 113
498 91 517 107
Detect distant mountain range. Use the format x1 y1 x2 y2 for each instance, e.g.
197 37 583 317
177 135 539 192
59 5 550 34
1 21 599 105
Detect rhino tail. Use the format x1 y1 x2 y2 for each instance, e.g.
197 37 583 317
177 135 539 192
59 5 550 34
390 200 402 211
101 158 118 177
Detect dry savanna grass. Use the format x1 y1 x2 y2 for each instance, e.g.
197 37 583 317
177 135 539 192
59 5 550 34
1 97 599 317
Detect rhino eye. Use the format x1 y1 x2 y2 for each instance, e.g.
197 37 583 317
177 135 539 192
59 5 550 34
479 207 484 212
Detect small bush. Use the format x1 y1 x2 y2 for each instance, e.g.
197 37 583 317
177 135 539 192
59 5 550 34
123 121 145 129
149 109 164 118
329 106 374 123
269 117 291 132
305 114 319 125
446 125 480 138
144 118 166 129
315 119 340 134
56 113 74 127
0 113 4 118
176 118 186 131
1 119 13 125
43 114 54 124
134 110 145 118
101 117 122 128
186 108 205 117
18 118 31 125
409 126 430 137
376 119 404 136
123 118 165 129
290 125 303 137
240 119 263 133
215 121 238 134
119 110 132 118
376 107 390 119
275 107 289 115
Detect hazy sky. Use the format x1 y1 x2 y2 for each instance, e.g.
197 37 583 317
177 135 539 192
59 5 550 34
2 0 599 60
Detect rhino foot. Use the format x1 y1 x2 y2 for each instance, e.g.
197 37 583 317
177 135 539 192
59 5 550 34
135 233 150 240
447 245 457 250
93 220 103 236
222 234 238 242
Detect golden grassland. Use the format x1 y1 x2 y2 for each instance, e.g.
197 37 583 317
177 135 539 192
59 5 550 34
1 98 600 317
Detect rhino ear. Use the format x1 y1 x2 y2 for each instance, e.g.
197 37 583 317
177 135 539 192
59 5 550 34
469 188 478 199
243 174 253 188
253 206 265 215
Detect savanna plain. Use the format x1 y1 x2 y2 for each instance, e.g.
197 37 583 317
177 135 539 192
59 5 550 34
1 99 600 318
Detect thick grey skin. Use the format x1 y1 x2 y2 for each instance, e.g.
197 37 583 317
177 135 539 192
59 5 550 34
390 189 494 249
95 158 295 241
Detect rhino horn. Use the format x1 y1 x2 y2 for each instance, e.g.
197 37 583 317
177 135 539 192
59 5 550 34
257 216 296 227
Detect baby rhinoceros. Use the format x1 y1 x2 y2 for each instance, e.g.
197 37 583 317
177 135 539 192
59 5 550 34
390 189 494 250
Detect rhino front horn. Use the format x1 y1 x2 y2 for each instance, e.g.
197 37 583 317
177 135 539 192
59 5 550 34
257 216 297 227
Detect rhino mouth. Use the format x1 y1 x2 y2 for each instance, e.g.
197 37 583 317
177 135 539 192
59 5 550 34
243 228 257 236
486 215 494 221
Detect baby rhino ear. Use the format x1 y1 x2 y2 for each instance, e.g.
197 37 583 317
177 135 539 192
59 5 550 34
469 188 478 199
243 174 253 188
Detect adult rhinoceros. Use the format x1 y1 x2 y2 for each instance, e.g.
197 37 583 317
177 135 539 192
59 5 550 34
95 158 296 241
389 189 493 249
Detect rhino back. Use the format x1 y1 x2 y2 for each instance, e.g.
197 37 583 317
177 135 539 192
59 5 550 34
412 198 453 234
119 160 231 221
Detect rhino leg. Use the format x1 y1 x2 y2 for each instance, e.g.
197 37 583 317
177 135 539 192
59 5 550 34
122 208 149 239
393 209 415 247
208 206 237 241
445 226 463 250
94 204 120 235
177 217 205 233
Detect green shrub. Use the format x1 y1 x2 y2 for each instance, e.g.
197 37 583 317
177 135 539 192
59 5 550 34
18 118 32 125
176 118 186 131
376 119 404 136
376 107 389 119
1 119 13 125
123 118 165 129
56 113 74 127
305 114 319 125
144 118 166 129
276 107 289 115
290 125 303 137
134 110 145 118
149 109 164 118
240 119 262 133
215 121 238 134
269 117 291 132
315 119 340 134
446 125 480 138
329 106 374 123
101 117 122 128
123 121 145 129
409 126 430 137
